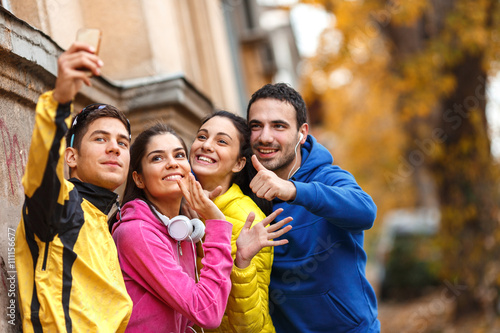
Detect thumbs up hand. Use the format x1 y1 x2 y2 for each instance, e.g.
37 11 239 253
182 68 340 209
251 154 268 173
250 155 297 201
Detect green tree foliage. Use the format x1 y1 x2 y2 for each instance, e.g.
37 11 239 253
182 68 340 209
300 0 500 323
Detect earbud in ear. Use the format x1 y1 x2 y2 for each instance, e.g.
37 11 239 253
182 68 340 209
298 132 304 142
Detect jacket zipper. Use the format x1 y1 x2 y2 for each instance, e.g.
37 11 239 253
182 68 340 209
41 242 49 271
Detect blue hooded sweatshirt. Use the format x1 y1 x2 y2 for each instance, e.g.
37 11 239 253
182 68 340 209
269 135 380 333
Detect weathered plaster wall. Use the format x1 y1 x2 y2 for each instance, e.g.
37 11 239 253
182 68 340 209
0 8 60 332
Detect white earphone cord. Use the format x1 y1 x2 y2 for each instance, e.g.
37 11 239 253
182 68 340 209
287 135 302 180
189 236 202 283
188 326 204 333
187 236 204 333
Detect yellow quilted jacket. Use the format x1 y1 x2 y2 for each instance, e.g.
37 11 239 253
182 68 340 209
202 183 275 333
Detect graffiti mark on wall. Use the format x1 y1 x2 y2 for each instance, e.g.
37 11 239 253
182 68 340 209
0 118 27 196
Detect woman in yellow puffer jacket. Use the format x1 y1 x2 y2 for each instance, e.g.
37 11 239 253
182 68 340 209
189 110 292 333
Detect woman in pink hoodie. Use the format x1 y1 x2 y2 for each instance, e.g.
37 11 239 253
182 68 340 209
111 123 286 333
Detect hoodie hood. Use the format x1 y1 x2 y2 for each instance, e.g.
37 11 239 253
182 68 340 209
112 199 165 234
269 134 379 332
292 135 333 182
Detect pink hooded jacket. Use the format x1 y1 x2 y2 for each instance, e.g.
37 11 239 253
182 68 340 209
112 199 233 333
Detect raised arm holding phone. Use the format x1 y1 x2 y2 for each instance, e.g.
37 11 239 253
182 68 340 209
15 38 133 332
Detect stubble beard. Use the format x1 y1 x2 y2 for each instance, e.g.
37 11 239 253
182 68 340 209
256 147 296 178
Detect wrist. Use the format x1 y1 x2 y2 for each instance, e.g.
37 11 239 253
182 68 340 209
52 90 73 105
209 208 225 221
235 251 251 269
210 212 225 221
286 181 297 201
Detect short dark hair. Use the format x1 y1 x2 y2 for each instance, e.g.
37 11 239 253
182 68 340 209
199 110 272 215
246 83 308 129
65 103 131 151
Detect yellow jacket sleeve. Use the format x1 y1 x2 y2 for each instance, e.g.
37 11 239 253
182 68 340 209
212 184 275 333
22 91 73 241
227 242 274 333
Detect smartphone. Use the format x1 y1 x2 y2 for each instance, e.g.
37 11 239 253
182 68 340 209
75 28 102 76
76 28 102 54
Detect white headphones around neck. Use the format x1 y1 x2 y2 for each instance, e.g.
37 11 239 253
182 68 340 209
152 206 205 243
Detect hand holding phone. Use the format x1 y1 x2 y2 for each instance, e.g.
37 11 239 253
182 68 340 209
76 28 101 54
53 30 103 103
75 28 102 76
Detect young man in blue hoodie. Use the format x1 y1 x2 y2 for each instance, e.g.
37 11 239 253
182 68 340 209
247 83 380 333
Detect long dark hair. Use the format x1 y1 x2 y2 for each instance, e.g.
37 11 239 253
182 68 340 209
199 110 272 215
109 123 188 231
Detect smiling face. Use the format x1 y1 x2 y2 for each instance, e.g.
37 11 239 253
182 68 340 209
66 117 130 191
248 98 308 179
190 116 246 193
133 133 191 206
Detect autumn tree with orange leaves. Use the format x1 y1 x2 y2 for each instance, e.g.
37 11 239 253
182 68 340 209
300 0 500 325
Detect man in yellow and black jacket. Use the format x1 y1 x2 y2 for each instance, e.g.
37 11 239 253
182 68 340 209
15 42 133 332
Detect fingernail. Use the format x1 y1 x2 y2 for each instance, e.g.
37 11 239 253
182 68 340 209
98 60 104 67
89 46 96 53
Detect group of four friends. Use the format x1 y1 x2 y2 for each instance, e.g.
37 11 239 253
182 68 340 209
15 42 380 332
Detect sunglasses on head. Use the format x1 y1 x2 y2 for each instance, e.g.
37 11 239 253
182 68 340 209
69 103 131 148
